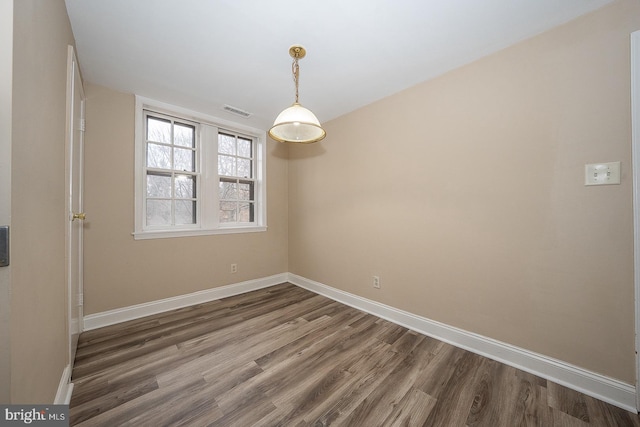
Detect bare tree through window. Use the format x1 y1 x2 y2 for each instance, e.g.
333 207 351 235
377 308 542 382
145 113 197 227
218 132 255 223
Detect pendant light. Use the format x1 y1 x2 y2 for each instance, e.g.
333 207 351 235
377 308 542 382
269 45 326 144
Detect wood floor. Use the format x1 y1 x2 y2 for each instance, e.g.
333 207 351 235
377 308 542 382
70 283 640 426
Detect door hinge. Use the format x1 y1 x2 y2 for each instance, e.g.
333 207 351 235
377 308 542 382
79 119 86 132
79 293 83 306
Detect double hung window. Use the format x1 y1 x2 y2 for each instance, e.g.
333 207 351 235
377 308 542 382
218 132 255 224
145 113 198 227
134 97 266 239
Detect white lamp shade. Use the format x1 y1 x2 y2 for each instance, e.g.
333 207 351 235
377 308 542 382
268 103 326 144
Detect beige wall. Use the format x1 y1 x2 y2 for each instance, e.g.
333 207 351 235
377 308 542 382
83 84 288 314
289 0 640 384
11 0 75 402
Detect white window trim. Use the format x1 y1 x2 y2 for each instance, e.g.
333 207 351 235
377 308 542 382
134 96 267 240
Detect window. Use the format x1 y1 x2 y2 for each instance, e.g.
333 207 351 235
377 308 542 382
134 97 266 239
218 132 255 223
145 113 198 227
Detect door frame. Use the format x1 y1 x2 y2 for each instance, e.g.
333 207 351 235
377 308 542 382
64 45 85 374
632 30 640 412
0 0 13 404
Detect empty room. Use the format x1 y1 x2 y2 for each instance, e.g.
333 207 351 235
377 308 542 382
3 0 640 425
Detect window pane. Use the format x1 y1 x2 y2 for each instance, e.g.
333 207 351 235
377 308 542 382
218 133 235 155
238 138 252 158
147 143 171 169
219 180 237 200
147 117 171 143
147 172 171 198
174 123 195 147
174 147 195 172
219 201 237 223
218 155 235 176
237 159 252 178
147 199 171 226
175 175 196 198
175 200 196 225
238 202 254 222
238 181 253 200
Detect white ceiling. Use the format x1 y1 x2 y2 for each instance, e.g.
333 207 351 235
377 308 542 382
65 0 614 131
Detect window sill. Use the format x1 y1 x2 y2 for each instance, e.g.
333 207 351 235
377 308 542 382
132 226 267 240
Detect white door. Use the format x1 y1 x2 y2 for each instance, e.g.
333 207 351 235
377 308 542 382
66 45 85 369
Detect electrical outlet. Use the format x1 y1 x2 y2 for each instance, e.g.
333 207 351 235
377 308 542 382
231 263 238 273
373 276 380 289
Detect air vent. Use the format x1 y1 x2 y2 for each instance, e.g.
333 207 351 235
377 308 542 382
223 104 252 118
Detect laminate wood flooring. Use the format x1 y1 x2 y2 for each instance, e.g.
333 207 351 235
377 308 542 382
70 283 640 426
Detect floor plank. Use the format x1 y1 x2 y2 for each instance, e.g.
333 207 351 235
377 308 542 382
70 283 640 426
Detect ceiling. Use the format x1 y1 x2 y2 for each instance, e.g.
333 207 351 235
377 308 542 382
65 0 614 131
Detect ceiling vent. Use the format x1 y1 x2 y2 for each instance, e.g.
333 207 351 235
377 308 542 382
223 104 252 118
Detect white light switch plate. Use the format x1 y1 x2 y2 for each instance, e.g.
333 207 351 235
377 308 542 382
585 162 621 186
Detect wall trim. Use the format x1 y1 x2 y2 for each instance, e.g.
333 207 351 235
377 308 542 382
83 273 288 331
53 365 73 404
631 30 640 412
288 273 637 413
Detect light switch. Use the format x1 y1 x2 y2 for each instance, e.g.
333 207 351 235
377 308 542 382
0 226 8 267
585 162 620 186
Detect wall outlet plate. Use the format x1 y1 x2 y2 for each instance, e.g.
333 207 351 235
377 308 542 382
585 162 620 186
373 276 380 289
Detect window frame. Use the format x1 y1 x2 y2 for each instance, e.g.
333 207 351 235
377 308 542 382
134 96 266 240
217 131 257 224
143 111 200 230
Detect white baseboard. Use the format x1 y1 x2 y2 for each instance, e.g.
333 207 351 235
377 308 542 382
83 273 288 331
80 271 637 413
288 273 638 413
54 365 73 404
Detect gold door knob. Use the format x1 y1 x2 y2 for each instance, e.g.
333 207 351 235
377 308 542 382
72 212 86 221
